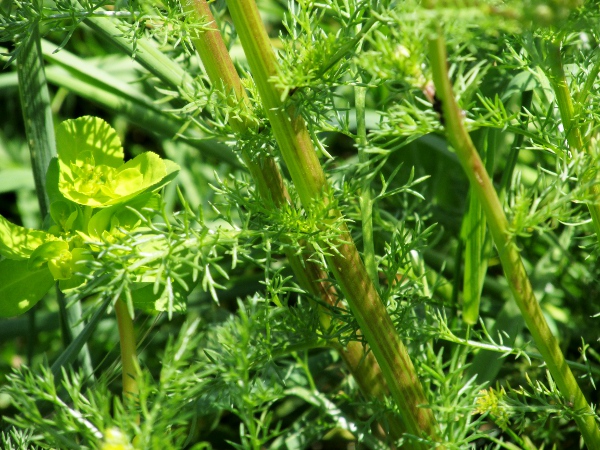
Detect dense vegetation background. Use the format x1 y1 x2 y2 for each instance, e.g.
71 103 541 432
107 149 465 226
1 0 600 448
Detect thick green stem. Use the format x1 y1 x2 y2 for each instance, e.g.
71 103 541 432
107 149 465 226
356 85 378 288
115 299 139 400
182 0 406 438
546 41 584 154
225 0 440 443
224 1 326 207
545 40 600 244
429 33 600 449
181 0 286 205
181 0 251 131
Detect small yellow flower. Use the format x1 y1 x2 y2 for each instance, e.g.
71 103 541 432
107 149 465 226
100 427 133 450
474 387 510 428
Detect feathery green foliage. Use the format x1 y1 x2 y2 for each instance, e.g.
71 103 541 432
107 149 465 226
1 0 600 448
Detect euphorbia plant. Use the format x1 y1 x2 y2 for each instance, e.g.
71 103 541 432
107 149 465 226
0 115 179 399
0 115 179 315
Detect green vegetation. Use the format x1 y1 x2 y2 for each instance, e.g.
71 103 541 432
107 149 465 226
1 0 600 448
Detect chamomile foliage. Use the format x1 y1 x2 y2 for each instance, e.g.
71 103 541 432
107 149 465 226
2 0 600 448
0 429 38 450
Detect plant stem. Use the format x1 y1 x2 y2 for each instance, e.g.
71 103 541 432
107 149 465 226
115 299 139 400
468 90 534 383
17 25 54 218
226 0 440 443
17 22 94 379
545 40 600 244
428 32 600 448
545 41 584 154
180 0 286 205
356 85 379 288
182 0 405 438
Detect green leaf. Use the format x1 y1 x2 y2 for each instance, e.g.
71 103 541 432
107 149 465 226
45 157 68 206
0 214 52 260
55 115 180 207
56 116 124 207
461 191 487 325
56 115 123 169
0 259 54 317
50 201 82 233
87 192 160 241
105 151 167 204
97 152 179 207
59 247 94 292
145 158 180 193
113 168 144 196
29 240 69 268
28 240 81 281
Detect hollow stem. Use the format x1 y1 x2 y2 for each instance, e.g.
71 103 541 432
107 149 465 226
225 0 440 443
115 299 139 400
429 32 600 449
182 0 406 439
545 40 600 245
356 85 378 288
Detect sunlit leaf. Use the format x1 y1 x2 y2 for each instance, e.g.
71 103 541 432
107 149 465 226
59 247 95 291
28 240 72 280
0 259 54 317
0 215 52 260
86 192 160 241
56 116 179 207
56 115 123 169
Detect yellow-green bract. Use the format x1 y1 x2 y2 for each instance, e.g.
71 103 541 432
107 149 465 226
56 116 179 207
0 116 180 317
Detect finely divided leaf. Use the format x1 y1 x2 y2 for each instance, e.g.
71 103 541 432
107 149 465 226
86 192 160 241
